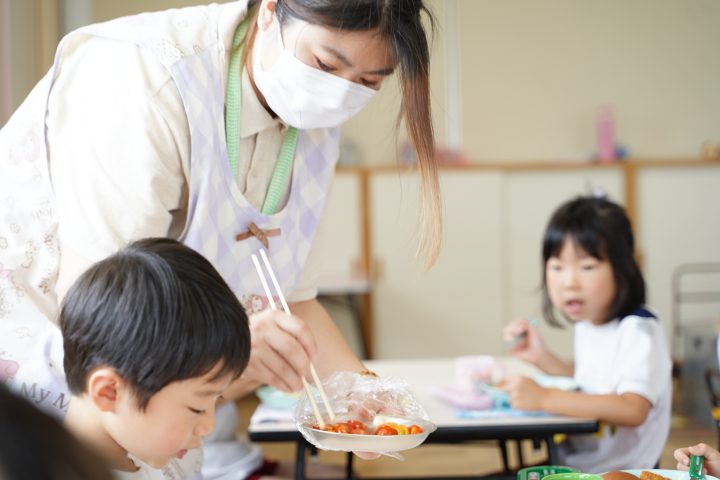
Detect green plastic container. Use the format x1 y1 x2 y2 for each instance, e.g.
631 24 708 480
542 474 603 480
517 466 581 480
689 454 705 480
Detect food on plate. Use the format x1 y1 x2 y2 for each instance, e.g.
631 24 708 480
375 425 399 436
311 419 368 434
602 472 639 480
310 419 424 436
408 424 424 434
639 472 670 480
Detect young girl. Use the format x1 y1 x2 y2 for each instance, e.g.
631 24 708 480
502 196 672 473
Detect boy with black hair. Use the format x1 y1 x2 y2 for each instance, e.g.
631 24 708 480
59 238 251 479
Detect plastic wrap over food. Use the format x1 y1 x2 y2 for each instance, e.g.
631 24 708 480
295 371 435 456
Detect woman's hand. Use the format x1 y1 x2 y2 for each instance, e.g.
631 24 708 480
241 309 317 393
499 376 548 411
502 318 545 365
675 443 720 477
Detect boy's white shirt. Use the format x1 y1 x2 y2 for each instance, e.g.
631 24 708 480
113 450 203 480
558 310 672 472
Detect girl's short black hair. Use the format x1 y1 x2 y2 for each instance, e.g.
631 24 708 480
541 196 646 327
60 238 251 410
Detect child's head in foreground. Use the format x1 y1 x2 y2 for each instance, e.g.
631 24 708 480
541 195 646 327
60 238 250 469
0 383 113 480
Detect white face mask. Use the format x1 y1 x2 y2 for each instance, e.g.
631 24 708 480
252 19 378 129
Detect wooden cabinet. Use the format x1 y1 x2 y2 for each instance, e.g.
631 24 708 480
320 161 720 360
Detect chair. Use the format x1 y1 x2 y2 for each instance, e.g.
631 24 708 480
705 368 720 449
671 262 720 359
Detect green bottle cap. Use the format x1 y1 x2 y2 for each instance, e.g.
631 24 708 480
689 454 705 480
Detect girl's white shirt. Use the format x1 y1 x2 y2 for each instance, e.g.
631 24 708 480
46 0 327 303
558 310 672 472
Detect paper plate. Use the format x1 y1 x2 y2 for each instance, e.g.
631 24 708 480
298 415 436 453
620 470 719 480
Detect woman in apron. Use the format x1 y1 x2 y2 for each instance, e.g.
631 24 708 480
0 0 441 477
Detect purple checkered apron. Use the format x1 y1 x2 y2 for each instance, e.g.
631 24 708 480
82 3 339 311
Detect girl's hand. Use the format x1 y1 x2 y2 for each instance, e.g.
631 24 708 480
500 376 548 411
502 318 545 365
675 443 720 477
241 309 317 393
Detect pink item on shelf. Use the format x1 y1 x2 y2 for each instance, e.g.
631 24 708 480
597 105 616 163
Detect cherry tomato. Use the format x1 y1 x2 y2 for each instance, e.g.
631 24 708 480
347 420 365 430
408 424 424 434
350 428 368 435
375 425 398 435
335 423 351 434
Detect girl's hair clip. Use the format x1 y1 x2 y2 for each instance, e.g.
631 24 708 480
592 187 607 199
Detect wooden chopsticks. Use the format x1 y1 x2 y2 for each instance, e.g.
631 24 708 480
251 249 335 427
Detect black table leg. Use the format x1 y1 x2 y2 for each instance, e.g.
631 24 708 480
295 440 307 480
346 452 354 479
516 440 525 468
545 436 558 465
498 440 511 472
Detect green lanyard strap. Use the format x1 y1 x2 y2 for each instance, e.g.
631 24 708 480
225 18 298 216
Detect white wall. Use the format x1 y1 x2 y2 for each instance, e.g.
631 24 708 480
1 1 39 126
344 0 720 163
87 0 231 24
370 170 505 358
1 0 59 126
0 0 12 123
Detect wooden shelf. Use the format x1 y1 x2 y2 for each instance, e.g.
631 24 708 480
337 157 720 173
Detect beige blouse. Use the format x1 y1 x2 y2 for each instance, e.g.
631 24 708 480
46 11 327 302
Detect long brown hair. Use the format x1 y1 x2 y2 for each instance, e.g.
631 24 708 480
242 0 441 269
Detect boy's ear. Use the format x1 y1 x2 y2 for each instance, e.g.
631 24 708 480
257 0 278 31
87 368 123 413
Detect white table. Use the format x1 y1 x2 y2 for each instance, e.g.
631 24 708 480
249 357 598 480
